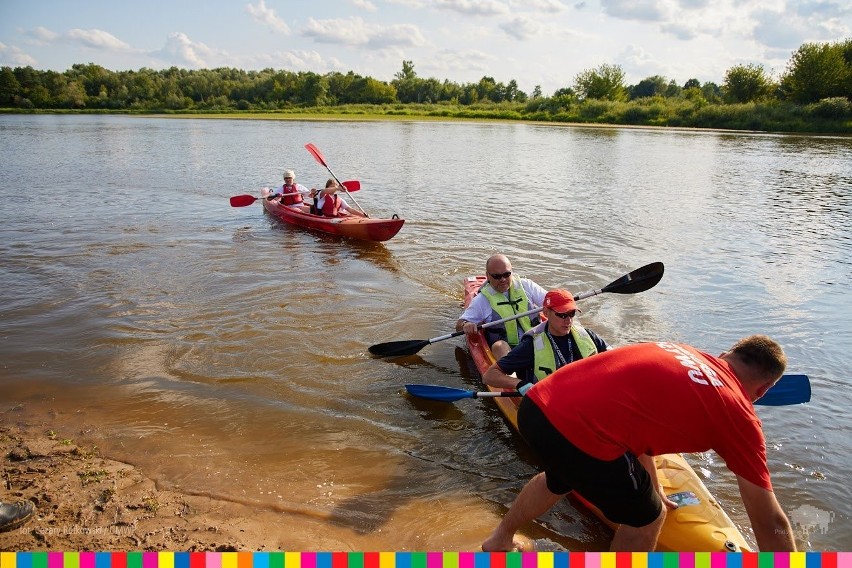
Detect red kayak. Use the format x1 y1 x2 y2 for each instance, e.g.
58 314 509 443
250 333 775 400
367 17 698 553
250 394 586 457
259 187 404 242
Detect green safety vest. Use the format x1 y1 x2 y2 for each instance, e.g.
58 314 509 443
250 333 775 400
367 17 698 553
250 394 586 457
530 322 598 381
480 277 535 347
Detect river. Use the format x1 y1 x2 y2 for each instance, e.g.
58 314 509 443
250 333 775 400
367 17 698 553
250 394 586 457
1 114 850 551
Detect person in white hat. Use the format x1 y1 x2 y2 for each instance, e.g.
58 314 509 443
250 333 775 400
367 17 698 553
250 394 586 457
268 169 309 210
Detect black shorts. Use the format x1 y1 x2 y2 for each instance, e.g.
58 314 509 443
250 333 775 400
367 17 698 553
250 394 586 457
517 397 662 528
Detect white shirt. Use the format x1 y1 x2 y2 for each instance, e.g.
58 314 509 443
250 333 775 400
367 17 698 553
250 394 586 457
459 277 547 343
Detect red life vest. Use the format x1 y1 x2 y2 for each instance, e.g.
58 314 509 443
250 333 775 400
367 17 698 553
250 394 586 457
321 194 342 217
281 184 303 206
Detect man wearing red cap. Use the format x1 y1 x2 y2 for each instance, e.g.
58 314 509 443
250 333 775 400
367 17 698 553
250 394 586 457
483 288 609 393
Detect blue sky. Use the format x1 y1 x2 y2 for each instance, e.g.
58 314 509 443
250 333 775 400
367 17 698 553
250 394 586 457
1 0 850 96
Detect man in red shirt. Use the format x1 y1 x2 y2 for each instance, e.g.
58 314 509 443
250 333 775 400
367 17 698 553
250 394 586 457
481 335 797 552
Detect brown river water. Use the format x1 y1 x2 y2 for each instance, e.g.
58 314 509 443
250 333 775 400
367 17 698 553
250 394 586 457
1 115 850 550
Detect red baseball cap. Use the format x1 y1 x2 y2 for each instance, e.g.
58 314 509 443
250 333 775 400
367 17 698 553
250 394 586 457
543 289 580 312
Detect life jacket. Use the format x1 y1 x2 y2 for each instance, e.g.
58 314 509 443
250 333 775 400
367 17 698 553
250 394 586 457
281 183 303 206
525 321 599 381
320 194 342 217
480 277 539 347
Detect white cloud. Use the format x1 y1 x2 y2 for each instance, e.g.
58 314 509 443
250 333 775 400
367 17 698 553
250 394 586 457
600 0 665 22
66 28 133 51
349 0 378 11
509 0 566 13
303 17 369 45
245 0 290 33
158 32 219 68
427 48 494 77
24 26 135 52
617 44 671 81
302 17 429 49
27 26 59 44
0 42 38 67
499 16 545 40
367 24 429 49
752 3 850 50
434 0 511 17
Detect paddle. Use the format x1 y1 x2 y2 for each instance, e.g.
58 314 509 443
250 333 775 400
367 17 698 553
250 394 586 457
368 262 665 357
404 373 812 406
305 143 370 218
229 180 361 208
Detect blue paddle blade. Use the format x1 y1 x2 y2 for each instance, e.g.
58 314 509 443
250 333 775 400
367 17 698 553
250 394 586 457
755 374 811 406
405 384 475 402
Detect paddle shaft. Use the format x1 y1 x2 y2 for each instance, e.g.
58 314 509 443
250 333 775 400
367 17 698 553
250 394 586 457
368 262 664 357
432 279 645 344
230 181 360 208
405 373 810 406
305 143 370 218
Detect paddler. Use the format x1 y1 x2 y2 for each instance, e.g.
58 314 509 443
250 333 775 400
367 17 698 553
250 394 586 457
456 254 547 358
268 169 310 211
310 179 366 218
483 288 610 393
481 335 797 552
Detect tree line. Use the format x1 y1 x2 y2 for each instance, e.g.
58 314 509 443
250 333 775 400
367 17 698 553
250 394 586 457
1 38 849 132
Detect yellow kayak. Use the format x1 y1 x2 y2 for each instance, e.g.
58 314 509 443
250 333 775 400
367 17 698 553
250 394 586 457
463 275 750 552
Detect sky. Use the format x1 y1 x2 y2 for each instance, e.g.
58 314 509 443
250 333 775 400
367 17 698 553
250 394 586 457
1 0 850 97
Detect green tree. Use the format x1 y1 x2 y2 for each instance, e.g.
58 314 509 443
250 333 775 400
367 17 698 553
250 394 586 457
0 66 21 105
683 78 701 90
629 75 668 99
392 60 421 103
781 39 852 104
298 72 329 106
574 63 627 101
723 63 773 103
701 81 722 103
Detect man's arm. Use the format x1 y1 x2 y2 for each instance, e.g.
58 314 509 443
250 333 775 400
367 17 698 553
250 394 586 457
457 295 488 333
483 339 534 389
737 475 797 551
637 454 677 510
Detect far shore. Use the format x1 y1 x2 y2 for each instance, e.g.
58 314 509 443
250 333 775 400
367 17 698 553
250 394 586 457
3 108 781 136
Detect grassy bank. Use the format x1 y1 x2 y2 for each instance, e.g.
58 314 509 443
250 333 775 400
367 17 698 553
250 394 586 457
3 98 851 134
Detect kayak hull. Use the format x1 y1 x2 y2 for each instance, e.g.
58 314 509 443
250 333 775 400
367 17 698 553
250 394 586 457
462 275 750 552
260 187 404 242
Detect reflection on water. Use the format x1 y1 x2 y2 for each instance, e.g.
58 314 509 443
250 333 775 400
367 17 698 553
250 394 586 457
1 115 850 550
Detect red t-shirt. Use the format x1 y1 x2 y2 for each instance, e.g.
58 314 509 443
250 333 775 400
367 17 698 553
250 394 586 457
526 342 771 490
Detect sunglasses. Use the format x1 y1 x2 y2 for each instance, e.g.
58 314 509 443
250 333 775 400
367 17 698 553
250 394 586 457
551 310 577 320
488 271 512 280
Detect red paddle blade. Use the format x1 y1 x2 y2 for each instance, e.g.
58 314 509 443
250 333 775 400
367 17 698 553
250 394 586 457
305 143 327 167
230 194 259 207
341 180 361 191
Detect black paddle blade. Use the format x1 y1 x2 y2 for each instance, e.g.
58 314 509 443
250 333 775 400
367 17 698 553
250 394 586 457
602 262 664 295
368 339 430 357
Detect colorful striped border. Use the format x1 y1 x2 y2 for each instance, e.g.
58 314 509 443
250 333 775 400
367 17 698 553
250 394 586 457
0 553 850 568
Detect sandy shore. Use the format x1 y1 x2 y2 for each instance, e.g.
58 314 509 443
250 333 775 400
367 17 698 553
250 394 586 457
0 420 289 551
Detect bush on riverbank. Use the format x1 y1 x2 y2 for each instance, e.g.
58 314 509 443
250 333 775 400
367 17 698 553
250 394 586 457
3 97 850 133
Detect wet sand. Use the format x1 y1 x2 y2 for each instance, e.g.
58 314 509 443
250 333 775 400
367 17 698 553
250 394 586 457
1 419 320 551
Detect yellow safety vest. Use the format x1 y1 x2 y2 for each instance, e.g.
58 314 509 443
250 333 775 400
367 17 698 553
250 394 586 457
481 277 536 347
531 323 598 381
